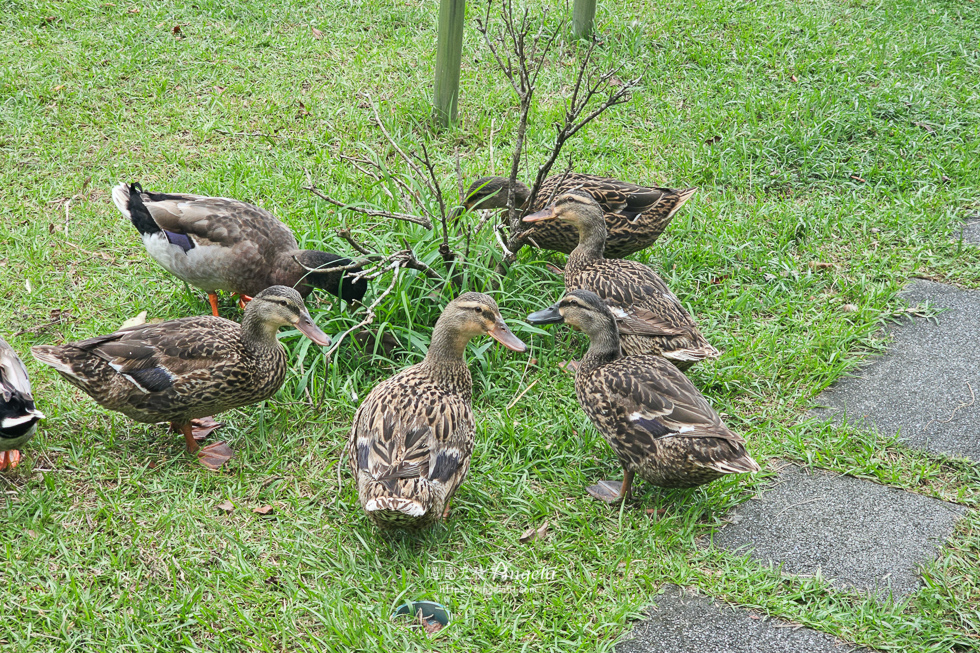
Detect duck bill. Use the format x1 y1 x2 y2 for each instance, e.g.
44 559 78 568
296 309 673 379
488 318 527 352
525 303 564 325
296 313 332 346
522 206 555 223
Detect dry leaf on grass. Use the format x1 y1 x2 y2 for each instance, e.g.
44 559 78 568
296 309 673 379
119 311 147 330
253 505 275 516
311 27 323 40
216 500 235 513
519 519 549 543
808 261 834 270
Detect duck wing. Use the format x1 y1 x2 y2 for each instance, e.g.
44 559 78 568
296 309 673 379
66 317 241 393
122 184 297 252
598 356 744 445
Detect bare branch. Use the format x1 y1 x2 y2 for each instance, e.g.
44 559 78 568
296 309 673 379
367 97 433 194
303 185 433 229
339 154 431 216
323 261 402 358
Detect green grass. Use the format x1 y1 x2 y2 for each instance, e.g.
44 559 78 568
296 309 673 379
2 0 980 650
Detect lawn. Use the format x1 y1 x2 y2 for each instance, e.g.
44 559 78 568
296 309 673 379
2 0 979 651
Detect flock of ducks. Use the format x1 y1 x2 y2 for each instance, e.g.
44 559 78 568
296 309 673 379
1 173 760 529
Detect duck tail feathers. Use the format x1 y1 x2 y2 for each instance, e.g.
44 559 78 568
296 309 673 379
708 453 761 475
112 182 159 236
30 346 76 376
666 187 697 219
365 496 428 518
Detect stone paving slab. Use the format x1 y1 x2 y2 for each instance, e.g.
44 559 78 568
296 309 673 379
615 585 868 653
958 219 980 246
813 279 980 461
708 464 966 598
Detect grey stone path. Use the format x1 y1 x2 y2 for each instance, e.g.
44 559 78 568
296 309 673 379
958 219 980 246
614 280 974 651
813 280 980 461
709 463 966 598
615 586 869 653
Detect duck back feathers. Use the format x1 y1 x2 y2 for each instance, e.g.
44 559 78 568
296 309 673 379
113 182 368 303
1 337 43 449
31 314 287 426
349 367 474 529
576 354 758 488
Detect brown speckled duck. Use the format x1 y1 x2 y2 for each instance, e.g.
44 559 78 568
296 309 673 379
31 286 330 469
528 290 759 503
525 192 718 369
1 336 44 471
459 174 696 258
347 292 527 529
112 182 368 316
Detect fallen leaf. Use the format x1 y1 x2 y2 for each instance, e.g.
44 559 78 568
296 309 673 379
423 619 443 634
51 84 65 92
870 227 881 233
841 304 859 312
913 121 935 134
127 6 140 13
849 174 866 183
253 505 275 516
646 508 667 516
171 24 182 37
808 261 834 270
311 26 323 40
119 310 147 330
216 500 235 513
704 135 722 145
519 519 549 543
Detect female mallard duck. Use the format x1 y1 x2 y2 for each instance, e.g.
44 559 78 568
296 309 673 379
1 337 45 471
347 292 527 529
525 192 717 369
459 174 696 258
528 290 759 503
112 182 368 316
31 286 330 469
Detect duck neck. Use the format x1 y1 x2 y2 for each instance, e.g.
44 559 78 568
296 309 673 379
239 311 284 354
579 324 622 375
422 320 472 383
566 218 607 277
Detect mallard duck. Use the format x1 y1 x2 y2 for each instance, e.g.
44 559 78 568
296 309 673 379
112 182 368 316
1 337 44 471
525 192 717 369
31 286 330 469
528 290 759 503
347 292 527 529
459 174 696 258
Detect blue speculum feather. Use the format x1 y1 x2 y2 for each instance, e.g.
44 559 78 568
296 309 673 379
164 230 195 253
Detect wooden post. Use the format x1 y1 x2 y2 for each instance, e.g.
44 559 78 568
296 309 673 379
572 0 596 39
433 0 466 126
